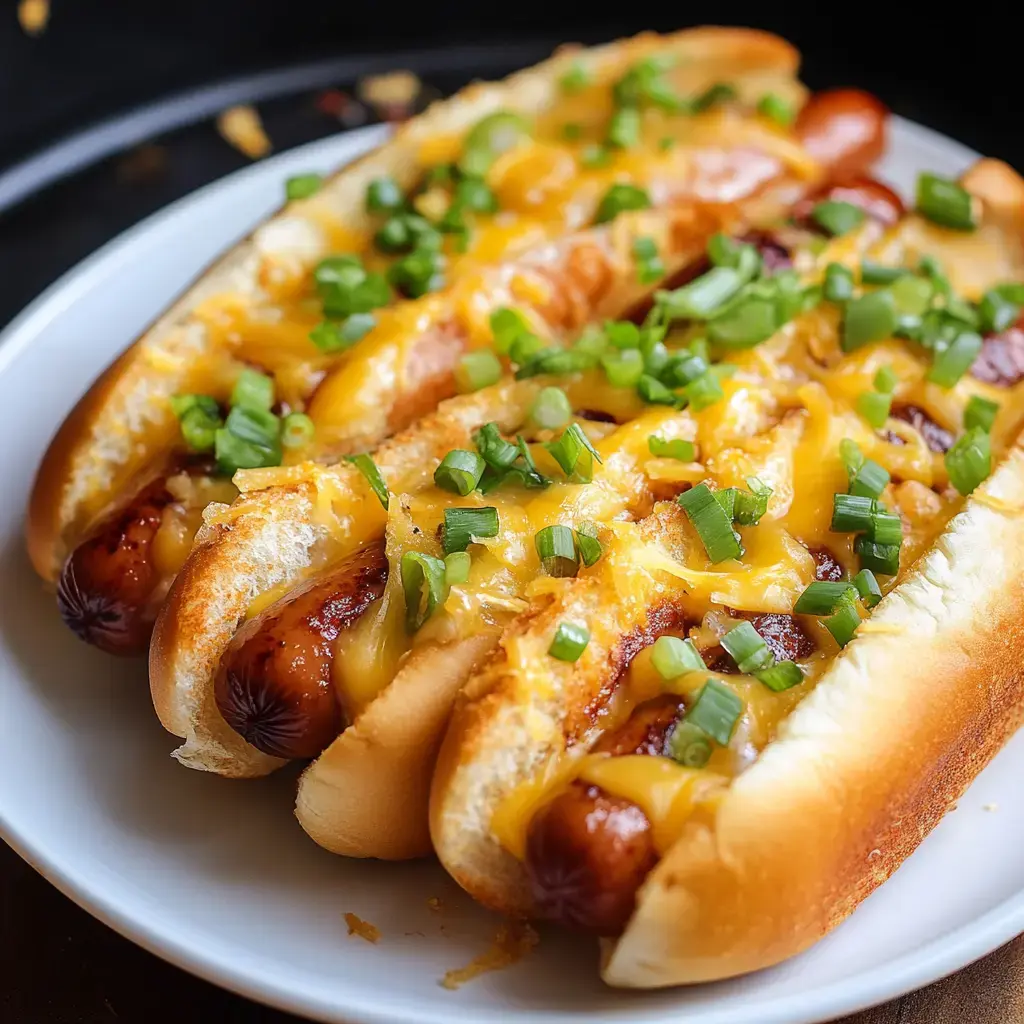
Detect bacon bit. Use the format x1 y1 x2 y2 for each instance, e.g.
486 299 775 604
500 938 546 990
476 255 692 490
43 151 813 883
344 912 381 944
17 0 48 35
440 922 539 990
116 144 169 185
216 106 271 160
426 896 445 913
358 70 421 122
315 89 367 127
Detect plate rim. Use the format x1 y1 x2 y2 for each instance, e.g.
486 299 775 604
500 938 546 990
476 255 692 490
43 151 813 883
1 115 1020 1024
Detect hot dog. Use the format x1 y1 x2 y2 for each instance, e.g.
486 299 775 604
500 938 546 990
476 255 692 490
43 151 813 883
428 158 1024 986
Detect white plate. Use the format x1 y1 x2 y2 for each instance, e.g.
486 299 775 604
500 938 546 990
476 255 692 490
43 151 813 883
1 118 1022 1024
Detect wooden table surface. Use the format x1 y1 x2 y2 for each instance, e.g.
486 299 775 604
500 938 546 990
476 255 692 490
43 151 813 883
2 836 1019 1023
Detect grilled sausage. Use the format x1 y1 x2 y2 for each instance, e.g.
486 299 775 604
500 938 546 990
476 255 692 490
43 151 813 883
889 404 955 453
214 541 388 760
972 314 1024 387
524 695 685 935
794 89 889 183
56 478 174 655
793 176 904 230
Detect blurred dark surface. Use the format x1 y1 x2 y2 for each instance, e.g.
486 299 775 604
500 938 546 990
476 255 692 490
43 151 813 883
0 5 1021 1022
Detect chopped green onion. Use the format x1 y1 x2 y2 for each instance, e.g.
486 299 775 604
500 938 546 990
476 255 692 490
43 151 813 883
545 422 603 483
757 92 795 126
573 325 608 359
559 63 591 94
823 593 861 646
663 352 709 387
607 106 641 149
692 82 737 113
889 275 933 317
606 321 641 349
175 397 222 452
602 348 645 388
387 247 445 298
549 621 590 662
823 262 855 303
831 493 876 533
231 368 275 412
460 111 531 176
755 660 804 692
530 387 572 430
794 581 858 616
648 436 696 461
721 621 773 674
658 266 746 321
215 406 282 473
979 289 1020 334
434 450 486 496
366 176 405 213
281 412 315 449
309 312 377 352
677 483 742 563
853 568 883 608
514 346 595 379
315 255 391 317
401 551 447 632
733 477 772 525
344 453 389 510
633 236 665 283
916 172 977 231
684 678 743 747
444 551 471 585
580 144 611 169
667 721 714 768
714 488 737 520
860 260 907 286
843 290 897 351
683 371 725 411
996 282 1024 304
707 233 742 268
840 438 865 477
707 297 778 348
637 373 678 405
965 395 999 433
455 350 503 393
574 522 603 567
286 173 324 201
509 331 545 366
489 307 530 354
813 200 866 237
535 524 579 578
454 176 499 214
473 422 519 472
849 458 890 500
651 635 706 679
867 510 903 546
927 332 982 388
854 535 900 576
594 183 651 224
918 254 952 296
945 426 991 495
443 506 500 554
874 365 899 393
857 390 892 429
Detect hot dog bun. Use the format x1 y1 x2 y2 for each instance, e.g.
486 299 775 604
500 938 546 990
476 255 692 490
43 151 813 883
429 160 1024 982
26 25 804 586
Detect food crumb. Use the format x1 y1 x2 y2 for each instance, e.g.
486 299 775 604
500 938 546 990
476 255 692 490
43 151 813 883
216 106 271 160
17 0 48 35
983 802 999 812
358 70 421 121
427 897 444 913
440 922 539 990
344 913 381 944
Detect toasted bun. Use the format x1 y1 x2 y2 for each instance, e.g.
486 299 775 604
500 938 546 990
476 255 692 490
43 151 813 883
25 25 802 584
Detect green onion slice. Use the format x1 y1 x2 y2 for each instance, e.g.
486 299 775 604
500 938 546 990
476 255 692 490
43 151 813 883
667 721 713 768
658 266 747 321
594 183 651 224
945 426 991 495
545 423 603 483
721 620 773 674
755 660 804 692
607 106 641 149
455 350 503 393
684 371 725 411
573 521 603 567
530 386 572 430
831 493 876 533
535 524 579 578
683 678 743 745
401 551 447 632
215 406 282 473
813 200 866 237
344 453 389 510
823 262 855 303
860 260 907 286
473 422 519 471
927 332 982 388
794 580 858 615
850 458 890 500
843 290 897 351
444 551 471 586
648 436 696 461
867 510 903 546
231 368 275 411
549 621 590 662
823 593 861 647
559 63 591 94
965 395 999 433
366 176 405 213
707 297 779 348
442 506 500 554
757 92 795 126
602 348 645 388
854 535 900 576
979 288 1020 334
857 390 892 429
916 172 977 231
874 365 899 393
176 400 222 452
733 477 772 525
852 568 883 608
651 635 706 679
490 307 530 353
286 173 324 201
434 450 486 496
281 412 315 449
677 483 743 562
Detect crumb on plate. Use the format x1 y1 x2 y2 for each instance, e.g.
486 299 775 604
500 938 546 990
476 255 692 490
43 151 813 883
440 922 538 990
344 912 381 944
216 106 271 160
427 897 444 913
18 0 48 35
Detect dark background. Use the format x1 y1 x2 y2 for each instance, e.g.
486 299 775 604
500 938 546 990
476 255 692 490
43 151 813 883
0 4 1020 1022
